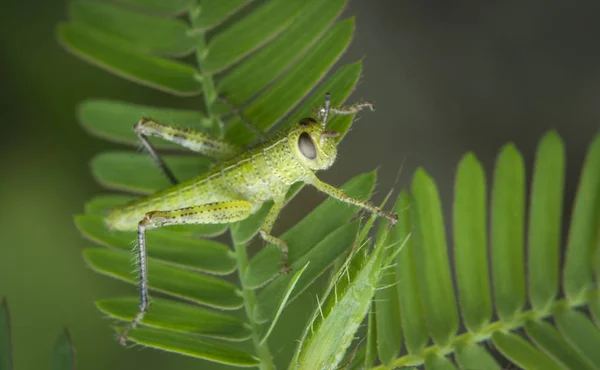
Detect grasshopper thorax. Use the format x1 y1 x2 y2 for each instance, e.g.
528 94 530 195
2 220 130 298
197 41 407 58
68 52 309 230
287 117 338 171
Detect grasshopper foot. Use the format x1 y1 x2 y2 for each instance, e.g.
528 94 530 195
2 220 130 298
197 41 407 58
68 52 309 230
118 330 129 346
280 263 291 275
386 212 399 227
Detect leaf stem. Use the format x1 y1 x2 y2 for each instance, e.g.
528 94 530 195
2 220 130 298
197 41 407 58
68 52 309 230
234 242 276 370
189 4 221 133
369 288 600 369
189 6 274 367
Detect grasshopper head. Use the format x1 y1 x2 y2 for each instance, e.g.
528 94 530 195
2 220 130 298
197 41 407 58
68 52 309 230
288 116 339 171
288 93 374 171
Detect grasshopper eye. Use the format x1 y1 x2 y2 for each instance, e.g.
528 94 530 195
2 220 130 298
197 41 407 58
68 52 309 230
298 132 316 159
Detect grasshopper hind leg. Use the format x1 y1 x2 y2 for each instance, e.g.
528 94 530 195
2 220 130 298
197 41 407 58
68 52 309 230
119 200 253 345
134 120 179 185
133 118 240 185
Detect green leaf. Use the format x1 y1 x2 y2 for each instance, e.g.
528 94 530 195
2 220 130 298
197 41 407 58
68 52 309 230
218 0 346 104
364 303 378 369
524 319 596 370
411 168 458 346
0 298 12 370
290 227 387 370
69 1 196 56
255 220 361 322
83 194 229 236
128 327 259 367
62 0 377 366
453 153 491 333
392 191 428 355
259 263 310 345
224 62 362 146
554 309 600 366
201 0 305 73
243 170 376 289
424 354 457 370
278 62 363 139
75 214 235 275
78 99 217 147
454 342 501 370
96 297 251 341
113 0 194 15
492 331 562 370
83 248 242 309
84 194 137 214
564 134 600 303
52 330 75 370
591 295 600 327
375 222 402 366
91 151 212 194
528 131 565 312
194 0 249 30
226 18 354 140
57 23 202 96
490 144 525 320
368 131 600 370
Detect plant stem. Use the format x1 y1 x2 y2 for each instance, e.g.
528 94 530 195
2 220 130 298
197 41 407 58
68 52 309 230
234 242 277 370
189 3 274 367
189 3 222 134
370 288 600 369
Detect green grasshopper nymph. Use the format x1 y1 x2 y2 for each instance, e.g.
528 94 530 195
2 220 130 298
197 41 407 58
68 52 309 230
105 93 398 344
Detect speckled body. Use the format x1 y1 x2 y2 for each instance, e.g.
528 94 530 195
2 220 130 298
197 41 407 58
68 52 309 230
105 120 336 231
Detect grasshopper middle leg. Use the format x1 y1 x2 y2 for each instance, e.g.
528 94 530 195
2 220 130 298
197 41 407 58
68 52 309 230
308 175 398 225
119 200 253 345
257 199 290 274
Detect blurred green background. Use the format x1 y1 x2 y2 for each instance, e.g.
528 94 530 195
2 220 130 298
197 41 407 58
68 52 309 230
2 0 600 369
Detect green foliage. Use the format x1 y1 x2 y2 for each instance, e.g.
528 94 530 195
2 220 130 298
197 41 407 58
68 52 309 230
0 298 76 370
0 299 12 370
51 331 76 370
60 0 370 368
59 0 600 369
360 131 600 369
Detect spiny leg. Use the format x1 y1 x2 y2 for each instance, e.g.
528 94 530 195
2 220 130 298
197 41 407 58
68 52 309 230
119 200 253 345
257 199 289 274
308 175 398 225
135 119 177 185
134 118 241 184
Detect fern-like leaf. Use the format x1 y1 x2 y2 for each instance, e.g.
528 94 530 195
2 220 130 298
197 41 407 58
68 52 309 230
59 0 377 367
356 131 600 369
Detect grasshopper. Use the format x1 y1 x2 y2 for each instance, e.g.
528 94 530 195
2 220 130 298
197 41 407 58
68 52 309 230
105 93 398 344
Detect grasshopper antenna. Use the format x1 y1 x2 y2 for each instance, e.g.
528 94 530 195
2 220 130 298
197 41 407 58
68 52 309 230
321 92 331 128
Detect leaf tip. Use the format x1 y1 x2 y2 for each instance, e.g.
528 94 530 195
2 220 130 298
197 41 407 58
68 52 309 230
397 188 410 201
497 142 523 162
538 130 564 151
412 167 432 187
458 151 482 169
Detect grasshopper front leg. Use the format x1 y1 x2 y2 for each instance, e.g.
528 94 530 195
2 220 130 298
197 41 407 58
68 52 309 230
308 175 398 225
120 200 253 345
